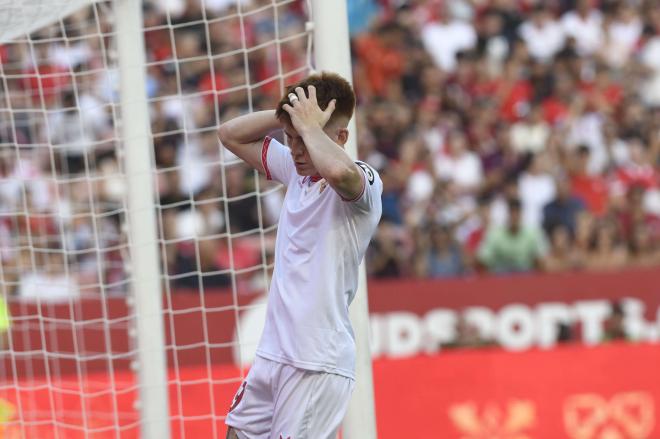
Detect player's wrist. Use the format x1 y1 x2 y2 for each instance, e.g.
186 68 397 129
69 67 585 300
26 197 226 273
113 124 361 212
297 122 324 140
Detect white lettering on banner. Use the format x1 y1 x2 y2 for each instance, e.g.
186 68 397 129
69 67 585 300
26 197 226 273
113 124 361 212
386 312 423 358
463 307 496 341
370 299 660 360
496 304 536 350
574 301 611 345
233 296 660 365
623 298 646 340
423 310 456 354
536 303 572 348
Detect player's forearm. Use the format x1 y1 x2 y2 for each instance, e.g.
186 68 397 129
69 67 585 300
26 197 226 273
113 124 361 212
299 125 361 190
218 110 279 148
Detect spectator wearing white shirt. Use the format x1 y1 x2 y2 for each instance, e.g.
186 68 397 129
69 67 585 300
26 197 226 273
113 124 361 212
18 248 80 302
434 130 483 194
561 0 604 56
421 4 477 72
519 5 565 62
600 4 642 69
510 104 551 154
639 13 660 107
519 152 557 228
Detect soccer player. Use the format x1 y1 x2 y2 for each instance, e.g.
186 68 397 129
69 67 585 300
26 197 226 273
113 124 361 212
218 72 382 439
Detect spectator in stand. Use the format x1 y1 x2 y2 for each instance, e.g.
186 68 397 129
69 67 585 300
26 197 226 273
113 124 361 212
519 152 557 228
628 221 660 268
543 177 586 237
414 224 467 278
569 145 610 217
639 5 660 107
434 130 483 195
421 2 477 72
613 138 659 196
561 0 604 57
475 8 509 67
462 194 492 268
544 224 585 272
584 218 629 271
478 198 548 273
617 185 660 244
380 166 405 225
510 104 551 155
354 22 406 99
518 5 565 63
368 221 411 278
599 2 642 69
17 244 80 302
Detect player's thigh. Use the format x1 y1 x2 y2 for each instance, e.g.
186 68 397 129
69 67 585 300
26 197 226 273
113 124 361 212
270 367 354 439
225 357 274 439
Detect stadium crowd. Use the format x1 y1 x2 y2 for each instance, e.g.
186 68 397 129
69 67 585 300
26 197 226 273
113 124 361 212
1 0 660 301
357 0 660 278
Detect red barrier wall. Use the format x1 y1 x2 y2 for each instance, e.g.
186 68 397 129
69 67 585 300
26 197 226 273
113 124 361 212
2 343 658 439
375 343 660 439
6 267 660 376
2 268 660 438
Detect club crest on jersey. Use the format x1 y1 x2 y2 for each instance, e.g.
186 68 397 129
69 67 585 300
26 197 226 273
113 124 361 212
357 162 375 185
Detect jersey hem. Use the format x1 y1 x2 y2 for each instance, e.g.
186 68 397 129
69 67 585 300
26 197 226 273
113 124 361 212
255 350 355 380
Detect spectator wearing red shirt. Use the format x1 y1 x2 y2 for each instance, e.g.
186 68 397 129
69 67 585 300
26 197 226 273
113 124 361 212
354 22 406 98
570 145 610 217
613 138 659 193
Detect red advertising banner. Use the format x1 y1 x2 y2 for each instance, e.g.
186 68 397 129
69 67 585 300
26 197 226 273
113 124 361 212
2 268 660 437
1 342 658 438
375 343 660 439
367 267 660 352
5 267 660 375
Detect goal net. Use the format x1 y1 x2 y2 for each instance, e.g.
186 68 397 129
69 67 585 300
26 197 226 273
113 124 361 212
0 0 314 437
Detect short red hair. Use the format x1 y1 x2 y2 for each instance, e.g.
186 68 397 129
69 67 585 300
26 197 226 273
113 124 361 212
275 72 356 126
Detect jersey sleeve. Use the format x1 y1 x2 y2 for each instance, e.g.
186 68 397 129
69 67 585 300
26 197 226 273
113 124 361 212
343 161 383 213
261 136 295 185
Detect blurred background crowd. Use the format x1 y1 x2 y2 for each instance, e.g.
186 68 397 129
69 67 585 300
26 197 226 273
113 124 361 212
1 0 660 302
355 0 660 279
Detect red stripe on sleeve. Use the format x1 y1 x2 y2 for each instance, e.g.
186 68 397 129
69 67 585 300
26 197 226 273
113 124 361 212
341 166 366 202
262 136 272 180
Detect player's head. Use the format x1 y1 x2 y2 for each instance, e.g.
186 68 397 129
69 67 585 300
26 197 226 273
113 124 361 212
276 72 356 176
276 71 355 130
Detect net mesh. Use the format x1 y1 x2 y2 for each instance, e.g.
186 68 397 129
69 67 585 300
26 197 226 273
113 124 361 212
0 0 312 437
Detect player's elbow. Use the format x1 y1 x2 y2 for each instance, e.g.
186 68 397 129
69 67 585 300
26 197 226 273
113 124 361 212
328 164 362 198
217 123 237 152
326 163 356 185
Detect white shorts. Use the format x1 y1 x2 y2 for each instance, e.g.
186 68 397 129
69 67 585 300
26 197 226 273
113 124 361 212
225 356 354 439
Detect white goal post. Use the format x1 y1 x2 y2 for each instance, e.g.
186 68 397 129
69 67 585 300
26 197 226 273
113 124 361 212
309 1 377 438
0 1 377 438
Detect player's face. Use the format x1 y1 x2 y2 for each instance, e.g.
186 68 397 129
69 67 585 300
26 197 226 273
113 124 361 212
283 123 319 176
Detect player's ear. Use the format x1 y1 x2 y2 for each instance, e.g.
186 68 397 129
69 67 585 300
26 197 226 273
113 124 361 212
336 128 348 146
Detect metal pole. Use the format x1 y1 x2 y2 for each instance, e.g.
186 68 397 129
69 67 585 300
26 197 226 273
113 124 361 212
115 0 170 437
310 1 377 438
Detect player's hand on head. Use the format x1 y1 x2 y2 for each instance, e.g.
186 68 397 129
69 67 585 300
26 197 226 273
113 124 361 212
283 85 336 134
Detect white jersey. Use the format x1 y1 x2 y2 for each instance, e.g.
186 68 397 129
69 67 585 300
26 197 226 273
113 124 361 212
255 136 382 379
